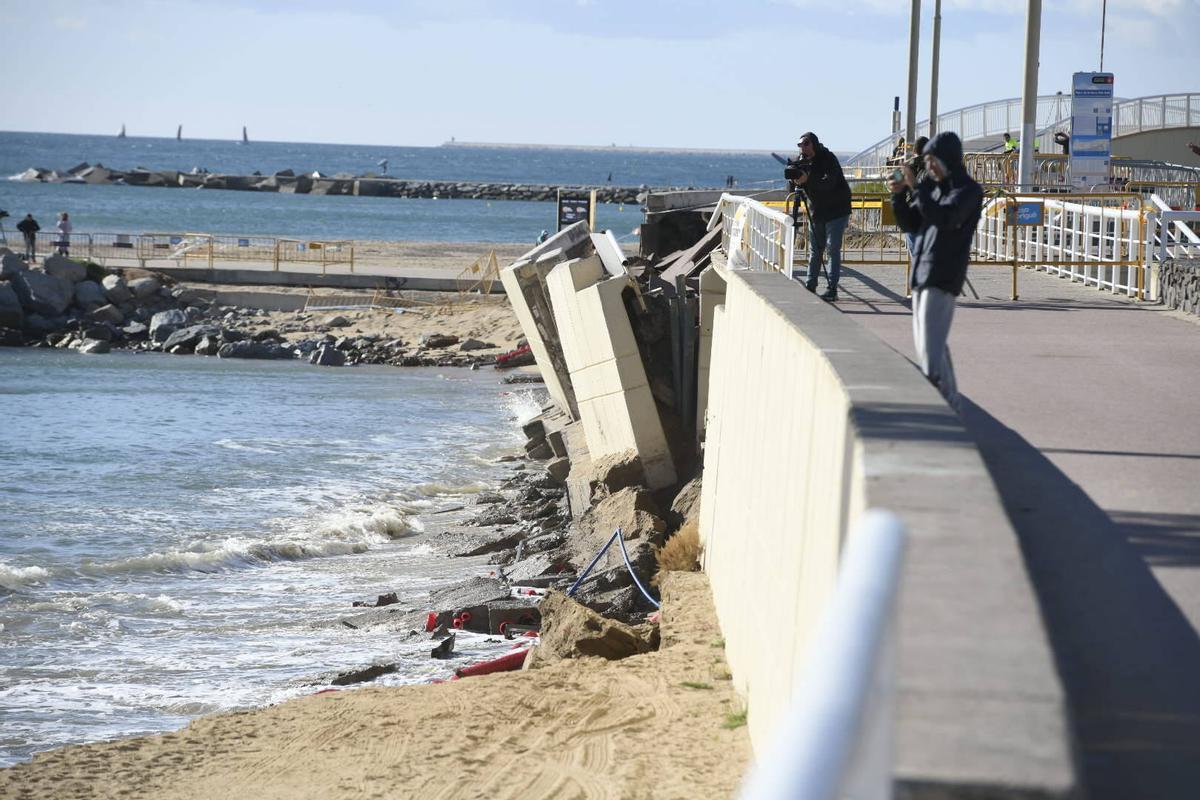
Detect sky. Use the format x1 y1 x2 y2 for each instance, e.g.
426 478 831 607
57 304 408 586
1 0 1196 152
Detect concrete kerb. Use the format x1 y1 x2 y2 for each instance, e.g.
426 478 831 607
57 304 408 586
707 263 1077 797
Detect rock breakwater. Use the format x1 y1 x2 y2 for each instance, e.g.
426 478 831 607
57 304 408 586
10 162 701 204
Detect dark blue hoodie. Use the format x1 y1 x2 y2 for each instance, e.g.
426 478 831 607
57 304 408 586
891 131 983 295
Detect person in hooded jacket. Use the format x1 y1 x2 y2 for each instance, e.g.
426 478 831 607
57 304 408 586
888 131 982 408
792 131 852 301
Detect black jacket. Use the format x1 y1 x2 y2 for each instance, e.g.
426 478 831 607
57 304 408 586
798 144 852 223
17 217 40 236
892 132 982 295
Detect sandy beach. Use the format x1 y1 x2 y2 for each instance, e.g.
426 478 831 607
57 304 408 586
0 573 750 800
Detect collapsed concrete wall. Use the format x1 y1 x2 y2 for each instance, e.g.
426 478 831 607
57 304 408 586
545 255 676 490
503 225 680 493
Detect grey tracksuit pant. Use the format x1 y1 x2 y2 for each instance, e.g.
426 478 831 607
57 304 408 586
912 287 958 408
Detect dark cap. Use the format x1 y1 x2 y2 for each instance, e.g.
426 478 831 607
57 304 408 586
797 131 819 147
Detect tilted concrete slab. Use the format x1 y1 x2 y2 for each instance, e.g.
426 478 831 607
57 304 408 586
546 255 677 490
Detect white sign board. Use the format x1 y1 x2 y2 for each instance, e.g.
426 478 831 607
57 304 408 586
1069 72 1115 190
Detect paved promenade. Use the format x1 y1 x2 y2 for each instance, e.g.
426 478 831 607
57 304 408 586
832 262 1200 800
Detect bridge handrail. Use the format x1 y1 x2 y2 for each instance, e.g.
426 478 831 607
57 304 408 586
709 192 794 274
739 509 906 800
848 92 1199 168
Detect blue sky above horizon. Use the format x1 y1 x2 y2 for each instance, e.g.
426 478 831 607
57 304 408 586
2 0 1195 152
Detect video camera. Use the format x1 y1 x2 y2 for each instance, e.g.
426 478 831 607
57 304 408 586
783 157 811 182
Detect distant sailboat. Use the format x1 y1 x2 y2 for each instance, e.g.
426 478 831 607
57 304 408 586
240 126 249 145
176 125 182 141
117 124 126 138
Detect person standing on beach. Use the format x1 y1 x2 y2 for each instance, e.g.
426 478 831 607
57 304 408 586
55 212 72 256
17 213 40 263
888 131 983 409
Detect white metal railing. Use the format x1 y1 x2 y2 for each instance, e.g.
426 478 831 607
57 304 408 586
739 510 906 800
1148 195 1200 265
848 95 1076 167
709 193 795 274
974 194 1149 297
849 92 1199 168
1115 93 1200 137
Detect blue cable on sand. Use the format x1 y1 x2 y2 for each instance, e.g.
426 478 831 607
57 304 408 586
566 527 661 609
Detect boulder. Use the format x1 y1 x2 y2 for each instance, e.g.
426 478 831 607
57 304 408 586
310 344 346 367
524 591 656 668
162 324 216 353
568 487 665 577
81 324 114 342
1 252 29 280
78 338 112 354
89 304 124 325
126 276 161 299
0 327 23 347
420 333 459 349
122 321 148 338
668 477 703 530
24 313 64 334
101 274 132 304
11 269 73 316
194 334 221 356
217 340 291 359
459 338 495 352
149 309 188 342
73 280 108 310
0 284 24 328
323 315 352 328
43 255 86 283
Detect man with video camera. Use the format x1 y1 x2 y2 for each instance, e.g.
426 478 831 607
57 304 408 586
788 131 852 301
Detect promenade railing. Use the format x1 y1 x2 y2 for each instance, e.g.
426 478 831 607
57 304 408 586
738 510 906 800
1146 194 1200 266
708 193 794 275
974 193 1149 299
18 231 355 272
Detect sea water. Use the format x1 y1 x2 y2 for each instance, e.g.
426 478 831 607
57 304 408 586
0 131 784 243
0 347 545 766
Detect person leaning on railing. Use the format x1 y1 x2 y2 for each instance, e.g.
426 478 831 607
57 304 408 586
887 132 983 411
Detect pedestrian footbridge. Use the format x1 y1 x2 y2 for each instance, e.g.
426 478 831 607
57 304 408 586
848 92 1200 169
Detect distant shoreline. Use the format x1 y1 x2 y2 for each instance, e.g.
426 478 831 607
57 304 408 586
441 140 781 156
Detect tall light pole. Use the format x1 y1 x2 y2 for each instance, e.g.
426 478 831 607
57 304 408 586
906 0 921 144
929 0 942 137
1017 0 1042 192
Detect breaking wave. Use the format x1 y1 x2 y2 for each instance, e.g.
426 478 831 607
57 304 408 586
0 563 51 593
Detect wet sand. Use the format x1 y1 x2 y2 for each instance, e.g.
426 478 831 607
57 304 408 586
0 573 751 800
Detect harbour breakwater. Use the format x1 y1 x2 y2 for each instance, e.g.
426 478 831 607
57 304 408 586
11 162 672 204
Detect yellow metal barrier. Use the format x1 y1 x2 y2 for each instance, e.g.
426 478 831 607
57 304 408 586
975 192 1148 300
456 250 499 296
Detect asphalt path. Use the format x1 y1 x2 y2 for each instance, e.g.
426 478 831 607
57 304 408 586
827 261 1200 800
